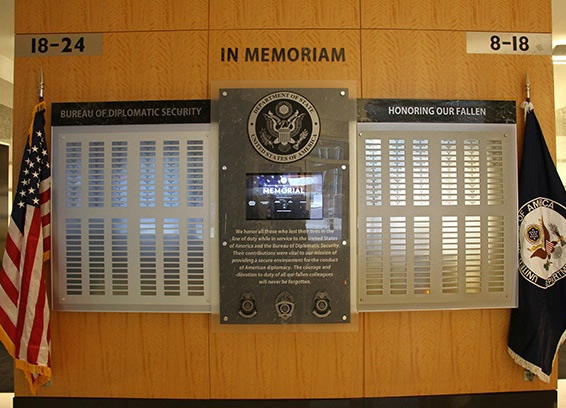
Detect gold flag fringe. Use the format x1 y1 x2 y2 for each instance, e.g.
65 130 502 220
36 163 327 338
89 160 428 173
28 101 46 145
0 323 51 394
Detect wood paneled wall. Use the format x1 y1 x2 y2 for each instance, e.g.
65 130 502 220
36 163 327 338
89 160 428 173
13 0 556 399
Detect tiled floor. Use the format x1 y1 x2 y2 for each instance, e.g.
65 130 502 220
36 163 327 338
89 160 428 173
0 393 13 408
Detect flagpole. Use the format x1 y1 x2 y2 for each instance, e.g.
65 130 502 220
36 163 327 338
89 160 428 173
521 72 533 121
525 71 530 103
523 70 534 382
38 67 44 103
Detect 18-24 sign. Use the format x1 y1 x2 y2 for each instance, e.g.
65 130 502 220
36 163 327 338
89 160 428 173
15 33 103 57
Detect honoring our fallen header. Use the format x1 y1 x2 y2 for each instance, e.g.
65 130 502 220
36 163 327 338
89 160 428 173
359 99 516 124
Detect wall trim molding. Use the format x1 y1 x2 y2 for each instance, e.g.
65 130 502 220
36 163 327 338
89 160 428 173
13 390 557 408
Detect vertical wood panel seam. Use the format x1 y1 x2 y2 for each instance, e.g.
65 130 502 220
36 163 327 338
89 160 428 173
207 315 212 399
207 0 211 99
358 0 367 399
358 0 364 99
207 1 213 398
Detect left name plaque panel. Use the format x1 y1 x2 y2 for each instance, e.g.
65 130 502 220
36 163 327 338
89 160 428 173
218 87 354 325
51 100 213 313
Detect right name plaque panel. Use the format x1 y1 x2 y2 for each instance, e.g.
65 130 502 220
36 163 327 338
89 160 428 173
357 99 518 311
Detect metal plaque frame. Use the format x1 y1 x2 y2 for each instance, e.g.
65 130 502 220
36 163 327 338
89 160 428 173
215 82 356 325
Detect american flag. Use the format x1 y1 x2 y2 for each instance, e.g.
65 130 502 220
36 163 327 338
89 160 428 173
546 240 556 255
0 101 51 393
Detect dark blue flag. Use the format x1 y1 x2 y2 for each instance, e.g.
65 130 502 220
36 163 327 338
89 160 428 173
508 103 566 382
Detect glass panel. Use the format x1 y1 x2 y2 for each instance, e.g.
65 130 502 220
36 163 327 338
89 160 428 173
140 218 157 296
442 216 459 293
389 216 407 294
111 218 128 296
464 139 481 205
140 141 156 208
163 218 180 296
413 140 430 206
111 141 128 208
88 141 105 208
488 215 505 292
389 139 406 206
365 217 383 296
88 218 105 295
365 139 382 206
357 122 517 311
163 140 180 208
441 139 458 206
187 140 204 207
413 216 431 295
65 141 82 208
465 216 482 293
187 218 205 296
487 140 504 205
52 120 211 312
65 218 83 295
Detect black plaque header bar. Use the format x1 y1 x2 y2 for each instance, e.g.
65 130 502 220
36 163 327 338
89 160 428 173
52 100 211 126
52 99 515 126
358 99 516 124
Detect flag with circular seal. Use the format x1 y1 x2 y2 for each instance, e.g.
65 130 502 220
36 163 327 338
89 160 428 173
508 102 566 382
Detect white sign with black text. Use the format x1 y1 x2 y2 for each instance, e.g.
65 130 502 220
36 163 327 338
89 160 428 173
15 33 103 57
466 32 552 55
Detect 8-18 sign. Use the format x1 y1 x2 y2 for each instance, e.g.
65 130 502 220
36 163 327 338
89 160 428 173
490 35 529 52
466 32 552 56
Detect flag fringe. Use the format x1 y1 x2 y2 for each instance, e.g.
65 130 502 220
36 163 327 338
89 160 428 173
28 102 46 145
15 358 51 395
507 347 550 382
0 324 51 394
508 323 566 383
0 325 15 356
520 101 534 122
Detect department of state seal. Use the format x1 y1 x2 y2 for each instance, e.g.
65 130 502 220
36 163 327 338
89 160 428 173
519 197 566 288
248 91 320 163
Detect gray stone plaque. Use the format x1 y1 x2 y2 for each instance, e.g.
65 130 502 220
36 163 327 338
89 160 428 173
218 87 353 324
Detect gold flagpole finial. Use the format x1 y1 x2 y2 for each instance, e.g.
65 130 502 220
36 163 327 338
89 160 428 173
38 67 44 103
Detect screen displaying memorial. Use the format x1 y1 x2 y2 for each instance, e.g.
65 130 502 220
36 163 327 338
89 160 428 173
245 173 323 220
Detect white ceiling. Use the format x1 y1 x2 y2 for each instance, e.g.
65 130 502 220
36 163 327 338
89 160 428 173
553 0 566 111
0 1 563 110
554 0 566 45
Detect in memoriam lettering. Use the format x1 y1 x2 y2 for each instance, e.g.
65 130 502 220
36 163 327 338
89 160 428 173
220 47 346 62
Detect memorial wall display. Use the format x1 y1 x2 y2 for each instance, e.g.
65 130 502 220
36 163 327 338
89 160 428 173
217 86 355 324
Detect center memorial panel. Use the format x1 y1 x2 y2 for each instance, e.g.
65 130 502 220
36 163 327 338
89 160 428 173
217 86 354 324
